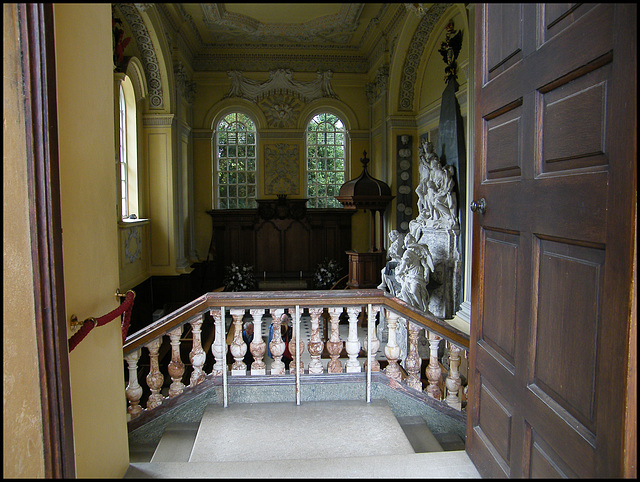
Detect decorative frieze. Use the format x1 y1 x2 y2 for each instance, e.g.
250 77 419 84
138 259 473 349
398 3 450 111
225 69 338 103
194 54 369 74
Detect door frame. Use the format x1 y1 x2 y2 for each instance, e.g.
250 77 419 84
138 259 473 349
18 3 75 477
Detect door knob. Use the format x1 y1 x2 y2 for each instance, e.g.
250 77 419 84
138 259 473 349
470 198 486 214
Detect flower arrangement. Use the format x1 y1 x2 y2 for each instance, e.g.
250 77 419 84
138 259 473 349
223 263 257 292
313 258 343 289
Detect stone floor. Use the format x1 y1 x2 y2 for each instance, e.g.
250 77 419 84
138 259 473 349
125 399 481 478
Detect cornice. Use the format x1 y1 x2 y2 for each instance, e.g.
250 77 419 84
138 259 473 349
193 52 370 74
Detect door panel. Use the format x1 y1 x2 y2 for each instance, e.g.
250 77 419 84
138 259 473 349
469 4 636 477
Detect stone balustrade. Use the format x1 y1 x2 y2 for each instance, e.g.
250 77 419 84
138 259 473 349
122 290 469 423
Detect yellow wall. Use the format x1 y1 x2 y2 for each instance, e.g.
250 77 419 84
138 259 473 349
3 4 46 477
54 4 130 478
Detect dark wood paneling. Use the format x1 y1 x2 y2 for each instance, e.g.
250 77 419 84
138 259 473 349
486 3 523 81
533 238 604 432
529 428 577 478
540 61 610 172
481 231 519 365
207 204 352 287
485 102 523 180
478 378 513 467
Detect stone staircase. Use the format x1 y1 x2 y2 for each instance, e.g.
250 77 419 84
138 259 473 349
125 399 480 478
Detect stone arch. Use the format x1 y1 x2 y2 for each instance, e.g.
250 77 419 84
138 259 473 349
413 5 470 116
389 3 452 115
205 98 268 132
116 4 168 111
124 56 148 102
297 98 360 132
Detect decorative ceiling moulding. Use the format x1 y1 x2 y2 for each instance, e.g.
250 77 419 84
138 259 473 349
193 53 369 74
398 3 451 112
117 3 164 109
200 3 365 46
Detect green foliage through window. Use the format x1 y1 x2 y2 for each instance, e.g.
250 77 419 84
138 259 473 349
306 113 346 208
216 112 257 209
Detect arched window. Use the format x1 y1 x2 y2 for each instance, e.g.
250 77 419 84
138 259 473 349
306 112 347 208
117 76 138 219
118 84 128 217
215 112 257 209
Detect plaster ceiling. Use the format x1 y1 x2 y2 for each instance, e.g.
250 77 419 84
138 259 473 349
178 3 384 48
152 3 409 72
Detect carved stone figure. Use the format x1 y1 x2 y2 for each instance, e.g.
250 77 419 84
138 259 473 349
395 233 435 313
377 230 405 296
415 140 458 230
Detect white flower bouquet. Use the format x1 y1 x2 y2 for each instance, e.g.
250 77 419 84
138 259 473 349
313 258 342 289
223 263 257 291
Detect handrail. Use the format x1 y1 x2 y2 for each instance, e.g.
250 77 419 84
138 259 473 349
122 289 469 355
70 290 135 352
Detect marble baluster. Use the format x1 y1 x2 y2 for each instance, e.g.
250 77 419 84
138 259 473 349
445 342 462 410
249 308 267 375
425 330 443 400
145 337 164 409
326 307 344 373
405 322 422 391
167 325 185 397
307 307 325 374
210 309 226 377
124 349 143 420
229 308 247 375
384 311 402 381
345 306 362 373
269 310 286 375
364 306 380 372
288 309 305 375
189 315 206 386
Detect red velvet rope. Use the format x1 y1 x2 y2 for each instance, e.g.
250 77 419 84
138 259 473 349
68 291 136 353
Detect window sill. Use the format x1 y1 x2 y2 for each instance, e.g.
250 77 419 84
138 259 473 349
118 218 149 227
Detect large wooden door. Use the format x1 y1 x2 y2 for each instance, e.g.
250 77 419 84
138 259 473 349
468 4 636 477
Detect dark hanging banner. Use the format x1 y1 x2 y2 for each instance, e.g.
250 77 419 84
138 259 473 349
435 22 466 304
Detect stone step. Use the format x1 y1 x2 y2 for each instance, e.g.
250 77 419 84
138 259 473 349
188 399 414 463
150 423 199 463
396 415 444 453
125 451 481 478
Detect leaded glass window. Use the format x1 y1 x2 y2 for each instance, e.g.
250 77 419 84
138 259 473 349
306 113 346 208
215 112 257 209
